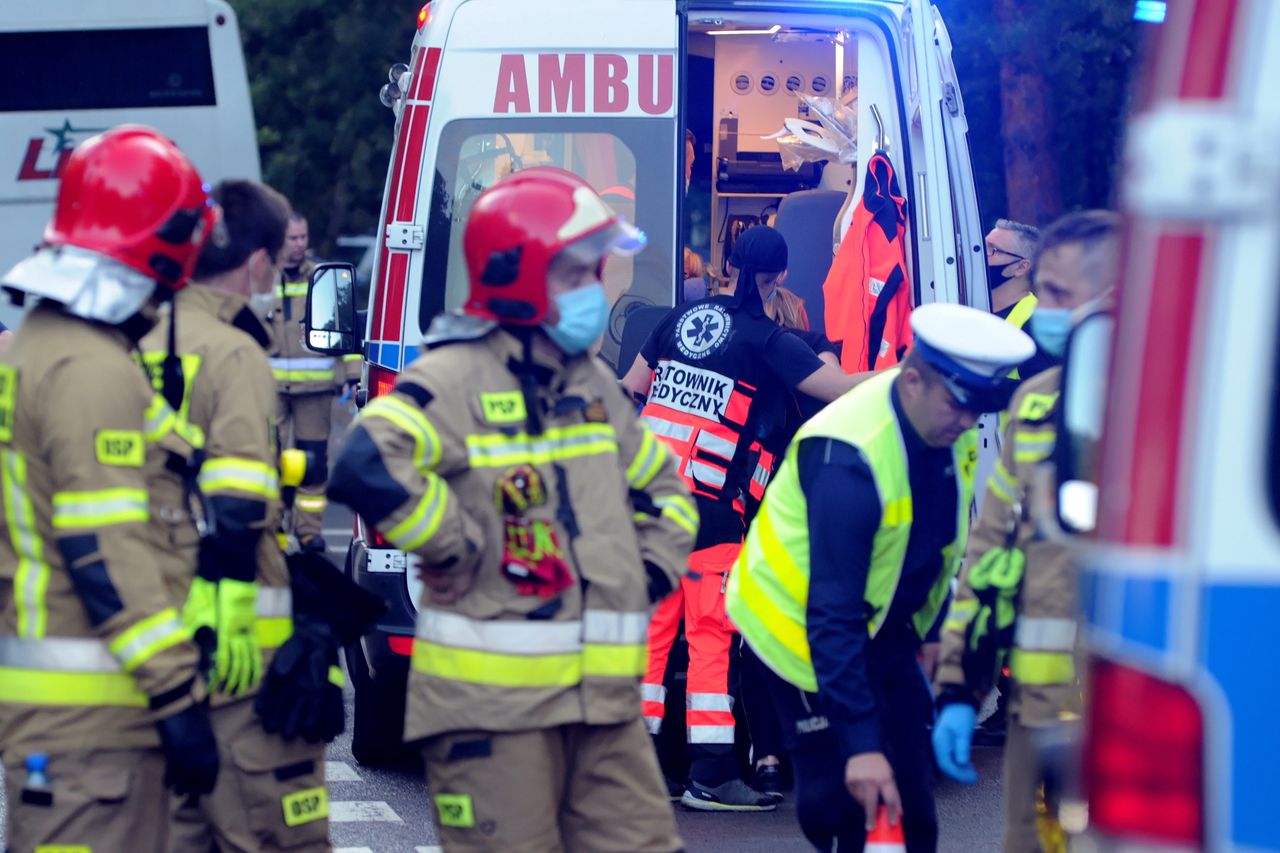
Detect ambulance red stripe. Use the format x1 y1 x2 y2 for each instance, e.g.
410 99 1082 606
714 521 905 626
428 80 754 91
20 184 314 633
382 251 409 340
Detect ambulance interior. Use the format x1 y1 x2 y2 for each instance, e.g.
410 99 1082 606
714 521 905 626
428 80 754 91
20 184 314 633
681 10 924 357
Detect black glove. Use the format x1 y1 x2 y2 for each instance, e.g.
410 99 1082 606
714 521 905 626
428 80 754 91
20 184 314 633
155 700 219 798
286 551 387 645
254 616 345 743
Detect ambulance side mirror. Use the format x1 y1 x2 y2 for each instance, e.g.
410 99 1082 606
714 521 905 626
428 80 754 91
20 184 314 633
305 262 361 355
1053 310 1115 536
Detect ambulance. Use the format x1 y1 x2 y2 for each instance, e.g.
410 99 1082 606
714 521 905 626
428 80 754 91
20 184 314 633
308 0 992 765
0 0 260 329
1045 0 1280 848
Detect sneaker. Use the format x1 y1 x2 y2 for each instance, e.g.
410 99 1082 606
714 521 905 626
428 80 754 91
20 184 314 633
751 764 784 803
299 535 327 554
681 778 777 812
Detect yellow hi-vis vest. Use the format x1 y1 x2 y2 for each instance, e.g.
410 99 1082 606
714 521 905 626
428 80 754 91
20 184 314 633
726 369 979 692
1006 292 1038 381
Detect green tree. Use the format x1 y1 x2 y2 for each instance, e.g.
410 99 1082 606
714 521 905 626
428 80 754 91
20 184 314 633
229 0 418 255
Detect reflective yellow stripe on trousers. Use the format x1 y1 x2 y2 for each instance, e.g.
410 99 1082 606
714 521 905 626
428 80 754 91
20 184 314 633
0 636 148 707
411 608 648 687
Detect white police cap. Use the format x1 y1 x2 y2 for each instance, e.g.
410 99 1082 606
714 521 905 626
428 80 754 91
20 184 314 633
909 303 1037 412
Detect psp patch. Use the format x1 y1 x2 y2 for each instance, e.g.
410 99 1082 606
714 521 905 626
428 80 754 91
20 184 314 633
436 792 476 828
675 303 732 360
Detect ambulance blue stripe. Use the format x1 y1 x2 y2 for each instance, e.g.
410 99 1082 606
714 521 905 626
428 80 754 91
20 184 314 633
402 345 419 367
1079 569 1171 654
1202 581 1280 848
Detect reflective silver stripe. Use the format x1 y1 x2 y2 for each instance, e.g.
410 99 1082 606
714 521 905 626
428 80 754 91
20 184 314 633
3 450 49 639
687 692 734 712
643 416 694 443
111 615 185 670
416 609 582 655
466 428 617 466
645 716 663 735
684 459 727 488
256 587 293 618
641 683 667 704
752 463 771 489
269 357 336 371
583 610 649 645
1015 617 1078 651
694 431 737 461
687 725 735 743
0 636 121 672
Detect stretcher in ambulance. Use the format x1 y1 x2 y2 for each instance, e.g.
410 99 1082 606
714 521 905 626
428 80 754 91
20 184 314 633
305 0 992 766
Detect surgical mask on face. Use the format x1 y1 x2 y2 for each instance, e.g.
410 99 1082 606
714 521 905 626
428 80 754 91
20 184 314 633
543 282 609 355
987 259 1021 292
1028 307 1073 358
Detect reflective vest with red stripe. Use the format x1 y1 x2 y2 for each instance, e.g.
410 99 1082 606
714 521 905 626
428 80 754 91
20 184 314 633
639 298 788 518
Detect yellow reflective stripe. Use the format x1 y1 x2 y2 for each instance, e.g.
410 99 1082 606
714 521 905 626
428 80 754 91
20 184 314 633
1006 293 1038 331
413 640 582 687
987 459 1019 505
198 458 280 499
1014 430 1057 463
362 394 442 472
466 424 618 468
883 496 913 526
3 450 49 638
51 488 149 529
256 617 293 650
1009 648 1075 685
754 505 807 605
342 354 363 363
942 598 979 633
0 667 147 707
295 495 328 513
273 369 335 383
108 608 187 672
657 494 698 538
626 428 666 490
278 282 308 297
143 396 178 442
583 642 647 678
385 476 447 551
732 550 811 670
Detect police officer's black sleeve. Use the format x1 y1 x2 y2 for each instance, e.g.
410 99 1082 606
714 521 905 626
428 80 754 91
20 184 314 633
764 328 825 389
799 435 885 760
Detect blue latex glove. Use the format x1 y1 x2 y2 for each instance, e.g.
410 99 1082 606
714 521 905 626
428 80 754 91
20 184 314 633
932 703 979 784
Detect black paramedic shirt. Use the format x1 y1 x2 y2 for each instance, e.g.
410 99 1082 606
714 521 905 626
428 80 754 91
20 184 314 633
799 382 957 759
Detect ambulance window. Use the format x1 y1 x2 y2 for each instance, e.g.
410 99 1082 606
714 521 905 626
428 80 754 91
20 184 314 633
423 118 675 365
0 28 216 112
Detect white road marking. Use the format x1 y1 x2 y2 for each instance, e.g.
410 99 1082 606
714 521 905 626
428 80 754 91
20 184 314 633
416 847 445 853
334 848 376 853
329 800 404 823
324 528 353 537
325 760 362 782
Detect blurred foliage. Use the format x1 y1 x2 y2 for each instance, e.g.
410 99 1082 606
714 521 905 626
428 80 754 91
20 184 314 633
229 0 417 254
936 0 1145 226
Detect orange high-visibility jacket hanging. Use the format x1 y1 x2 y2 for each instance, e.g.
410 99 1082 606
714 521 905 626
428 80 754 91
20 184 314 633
822 151 913 373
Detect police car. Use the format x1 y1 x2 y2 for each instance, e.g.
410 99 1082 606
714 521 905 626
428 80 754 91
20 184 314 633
306 0 996 766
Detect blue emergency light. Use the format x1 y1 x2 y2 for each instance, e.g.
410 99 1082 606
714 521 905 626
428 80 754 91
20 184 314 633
1134 0 1167 23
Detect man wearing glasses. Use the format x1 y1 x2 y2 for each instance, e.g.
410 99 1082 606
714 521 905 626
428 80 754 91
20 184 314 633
985 219 1039 324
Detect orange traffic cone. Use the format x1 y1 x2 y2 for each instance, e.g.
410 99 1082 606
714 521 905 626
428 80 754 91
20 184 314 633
865 804 906 853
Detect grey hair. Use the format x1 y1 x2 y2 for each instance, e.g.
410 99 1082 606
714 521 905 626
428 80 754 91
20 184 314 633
994 219 1041 256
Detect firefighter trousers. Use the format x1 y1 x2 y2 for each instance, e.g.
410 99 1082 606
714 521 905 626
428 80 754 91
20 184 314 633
421 718 683 853
4 747 168 851
642 542 740 785
168 696 330 853
277 392 334 541
1003 715 1044 853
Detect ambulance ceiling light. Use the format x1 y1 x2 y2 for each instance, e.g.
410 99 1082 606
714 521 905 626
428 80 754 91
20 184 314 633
707 24 782 36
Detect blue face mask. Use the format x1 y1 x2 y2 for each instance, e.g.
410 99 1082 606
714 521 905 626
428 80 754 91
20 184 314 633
543 282 609 355
1028 307 1072 358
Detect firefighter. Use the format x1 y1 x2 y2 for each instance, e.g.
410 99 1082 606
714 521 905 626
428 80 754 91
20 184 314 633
270 213 360 552
728 303 1036 852
327 167 696 852
0 125 219 849
138 179 373 852
933 211 1121 853
620 225 868 811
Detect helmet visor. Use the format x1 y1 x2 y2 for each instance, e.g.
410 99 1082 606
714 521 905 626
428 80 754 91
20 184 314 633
560 218 647 266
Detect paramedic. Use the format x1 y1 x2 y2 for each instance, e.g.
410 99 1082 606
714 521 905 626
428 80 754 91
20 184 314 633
270 213 360 552
934 210 1120 853
327 167 695 852
0 125 219 850
728 303 1035 852
621 225 869 812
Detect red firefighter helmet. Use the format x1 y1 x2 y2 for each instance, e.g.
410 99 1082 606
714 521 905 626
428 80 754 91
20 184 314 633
462 167 644 325
45 125 217 291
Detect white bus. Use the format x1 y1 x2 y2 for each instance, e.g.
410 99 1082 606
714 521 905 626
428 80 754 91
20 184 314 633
0 0 260 328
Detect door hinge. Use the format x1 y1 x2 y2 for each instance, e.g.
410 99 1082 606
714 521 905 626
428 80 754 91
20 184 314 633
385 222 426 251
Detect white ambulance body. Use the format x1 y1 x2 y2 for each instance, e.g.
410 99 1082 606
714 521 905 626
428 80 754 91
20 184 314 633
0 0 260 329
338 0 992 765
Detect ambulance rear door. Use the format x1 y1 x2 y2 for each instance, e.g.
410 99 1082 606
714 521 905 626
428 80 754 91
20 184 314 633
367 0 680 374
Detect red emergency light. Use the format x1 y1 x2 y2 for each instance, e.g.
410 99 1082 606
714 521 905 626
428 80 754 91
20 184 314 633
417 3 431 29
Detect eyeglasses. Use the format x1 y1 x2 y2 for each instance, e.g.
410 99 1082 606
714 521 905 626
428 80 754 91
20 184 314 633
986 244 1027 262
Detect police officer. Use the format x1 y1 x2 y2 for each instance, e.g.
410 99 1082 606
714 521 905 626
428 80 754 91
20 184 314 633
728 303 1035 852
327 168 695 852
139 179 353 852
621 226 865 811
0 125 219 849
270 213 360 552
933 211 1120 853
